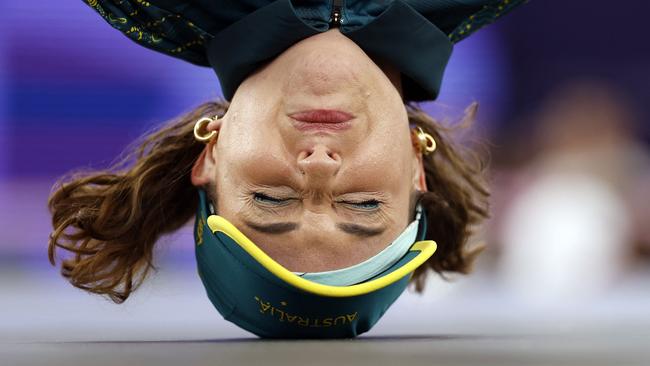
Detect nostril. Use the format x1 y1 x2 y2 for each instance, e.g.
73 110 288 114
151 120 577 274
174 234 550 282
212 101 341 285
298 146 340 160
298 150 311 160
327 151 341 162
297 146 341 177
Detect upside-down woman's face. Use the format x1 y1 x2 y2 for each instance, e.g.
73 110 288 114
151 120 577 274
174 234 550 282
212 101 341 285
192 29 426 272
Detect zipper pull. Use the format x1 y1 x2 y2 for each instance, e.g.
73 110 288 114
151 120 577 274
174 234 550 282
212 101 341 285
329 0 344 28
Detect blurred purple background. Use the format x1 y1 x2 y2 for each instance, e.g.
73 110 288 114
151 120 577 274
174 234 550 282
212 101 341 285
0 0 514 260
1 0 649 344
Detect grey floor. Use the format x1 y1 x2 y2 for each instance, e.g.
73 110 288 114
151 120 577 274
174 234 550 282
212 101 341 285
5 332 650 366
2 263 649 366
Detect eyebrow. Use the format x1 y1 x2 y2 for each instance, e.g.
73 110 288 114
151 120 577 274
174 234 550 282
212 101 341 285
336 223 386 237
242 220 386 237
243 220 299 234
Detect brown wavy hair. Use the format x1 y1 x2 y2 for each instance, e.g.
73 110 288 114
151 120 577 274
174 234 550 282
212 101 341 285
48 100 489 303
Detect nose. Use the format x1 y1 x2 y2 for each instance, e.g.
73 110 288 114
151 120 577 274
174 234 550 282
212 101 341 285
297 145 341 185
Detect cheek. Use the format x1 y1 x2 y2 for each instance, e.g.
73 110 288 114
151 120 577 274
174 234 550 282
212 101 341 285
342 149 414 198
364 128 414 175
222 81 284 148
217 109 285 162
218 138 294 189
364 103 413 169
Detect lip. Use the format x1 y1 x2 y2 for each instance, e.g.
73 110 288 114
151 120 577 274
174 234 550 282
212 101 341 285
289 109 354 132
289 109 354 123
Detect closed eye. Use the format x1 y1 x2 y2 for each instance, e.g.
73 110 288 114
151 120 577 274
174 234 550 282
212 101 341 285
340 199 381 211
253 192 291 206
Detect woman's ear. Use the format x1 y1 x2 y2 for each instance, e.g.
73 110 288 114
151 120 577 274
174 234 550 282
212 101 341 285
191 147 213 186
191 118 222 187
412 152 428 192
410 130 428 192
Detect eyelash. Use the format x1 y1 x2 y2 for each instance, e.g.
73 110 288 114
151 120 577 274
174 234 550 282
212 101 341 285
253 193 382 211
340 199 381 211
253 192 292 206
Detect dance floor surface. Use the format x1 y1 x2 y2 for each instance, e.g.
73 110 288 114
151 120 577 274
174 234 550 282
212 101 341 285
2 264 649 366
4 331 650 366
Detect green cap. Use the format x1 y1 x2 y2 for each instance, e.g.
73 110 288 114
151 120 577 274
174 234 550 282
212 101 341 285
194 190 437 338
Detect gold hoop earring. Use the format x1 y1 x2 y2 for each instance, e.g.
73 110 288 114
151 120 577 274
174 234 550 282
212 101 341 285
194 116 218 143
413 127 436 155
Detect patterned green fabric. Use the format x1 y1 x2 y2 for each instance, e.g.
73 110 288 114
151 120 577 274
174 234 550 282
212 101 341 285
448 0 525 42
84 0 213 66
83 0 527 100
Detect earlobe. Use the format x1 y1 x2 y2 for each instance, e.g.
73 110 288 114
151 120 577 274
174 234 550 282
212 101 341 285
191 148 209 186
191 116 222 187
191 143 218 187
413 153 428 192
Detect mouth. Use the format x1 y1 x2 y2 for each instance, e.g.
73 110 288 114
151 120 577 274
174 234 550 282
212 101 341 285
289 109 354 132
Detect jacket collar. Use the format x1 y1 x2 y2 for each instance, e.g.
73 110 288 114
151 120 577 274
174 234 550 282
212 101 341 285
206 0 452 101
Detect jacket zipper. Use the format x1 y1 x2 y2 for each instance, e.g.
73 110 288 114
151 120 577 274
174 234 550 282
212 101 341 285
329 0 343 28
